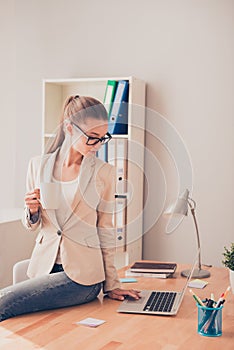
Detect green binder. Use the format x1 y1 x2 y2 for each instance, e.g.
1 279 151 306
103 80 118 119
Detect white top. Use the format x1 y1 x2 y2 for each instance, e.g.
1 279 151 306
53 176 79 264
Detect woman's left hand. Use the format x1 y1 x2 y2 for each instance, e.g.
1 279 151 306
107 288 141 301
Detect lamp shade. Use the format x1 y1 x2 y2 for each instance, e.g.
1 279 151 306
164 189 189 216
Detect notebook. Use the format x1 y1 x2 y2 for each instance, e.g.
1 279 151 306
130 261 177 274
117 253 198 316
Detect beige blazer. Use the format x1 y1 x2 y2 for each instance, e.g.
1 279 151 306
22 149 120 292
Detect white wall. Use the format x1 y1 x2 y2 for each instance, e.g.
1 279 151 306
0 0 16 209
0 220 37 288
1 0 233 267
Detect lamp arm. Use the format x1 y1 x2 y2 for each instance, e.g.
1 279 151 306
179 195 210 278
190 206 202 271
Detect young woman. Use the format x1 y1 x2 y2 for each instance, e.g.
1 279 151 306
0 95 140 322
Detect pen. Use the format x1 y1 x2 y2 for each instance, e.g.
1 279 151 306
223 286 231 299
216 286 231 308
189 289 205 307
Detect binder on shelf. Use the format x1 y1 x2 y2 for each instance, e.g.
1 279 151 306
106 138 128 193
114 194 127 249
116 138 128 194
107 138 116 166
108 80 129 135
103 80 118 117
97 144 107 162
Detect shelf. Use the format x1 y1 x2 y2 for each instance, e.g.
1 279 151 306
43 76 135 84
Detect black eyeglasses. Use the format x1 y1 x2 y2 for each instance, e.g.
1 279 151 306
71 122 112 146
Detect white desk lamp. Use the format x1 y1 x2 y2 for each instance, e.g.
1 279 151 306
165 189 210 278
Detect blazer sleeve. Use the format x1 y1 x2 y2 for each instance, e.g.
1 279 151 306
97 165 121 293
22 157 42 231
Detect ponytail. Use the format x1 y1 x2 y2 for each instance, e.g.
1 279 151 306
45 95 108 154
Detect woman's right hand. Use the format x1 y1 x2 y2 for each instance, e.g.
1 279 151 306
24 188 41 215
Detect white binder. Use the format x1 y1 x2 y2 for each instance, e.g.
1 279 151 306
107 138 116 166
115 194 127 249
116 138 128 194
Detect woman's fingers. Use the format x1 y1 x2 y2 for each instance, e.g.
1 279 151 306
25 189 40 202
25 189 40 198
108 288 141 301
25 189 41 213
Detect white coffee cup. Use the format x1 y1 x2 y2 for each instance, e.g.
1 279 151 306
40 182 60 209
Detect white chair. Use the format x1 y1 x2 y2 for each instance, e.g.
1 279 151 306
13 259 30 284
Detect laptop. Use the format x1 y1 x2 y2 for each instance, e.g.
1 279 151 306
117 253 198 316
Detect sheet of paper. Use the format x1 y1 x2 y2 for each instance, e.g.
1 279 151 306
188 279 208 289
75 317 106 328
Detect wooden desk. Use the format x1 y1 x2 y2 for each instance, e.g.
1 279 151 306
0 265 233 350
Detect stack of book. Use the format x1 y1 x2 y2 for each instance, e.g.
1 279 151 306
125 261 177 279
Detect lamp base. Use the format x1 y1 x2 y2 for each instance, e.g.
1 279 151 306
181 268 211 279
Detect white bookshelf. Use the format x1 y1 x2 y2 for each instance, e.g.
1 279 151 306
42 77 146 266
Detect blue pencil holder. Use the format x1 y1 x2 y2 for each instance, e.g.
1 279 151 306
197 303 223 337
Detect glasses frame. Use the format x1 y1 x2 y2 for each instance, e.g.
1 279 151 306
71 122 112 146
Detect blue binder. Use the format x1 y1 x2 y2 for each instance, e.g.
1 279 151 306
108 80 129 135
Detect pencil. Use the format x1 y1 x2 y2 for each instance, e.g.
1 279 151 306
189 289 205 307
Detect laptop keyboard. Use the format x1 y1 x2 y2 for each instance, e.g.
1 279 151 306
143 291 177 312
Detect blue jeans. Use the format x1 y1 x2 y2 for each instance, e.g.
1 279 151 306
0 264 102 322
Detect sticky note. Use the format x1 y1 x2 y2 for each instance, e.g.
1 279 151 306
119 277 138 283
75 317 106 327
188 279 208 289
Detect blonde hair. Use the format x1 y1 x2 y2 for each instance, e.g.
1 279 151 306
46 95 108 154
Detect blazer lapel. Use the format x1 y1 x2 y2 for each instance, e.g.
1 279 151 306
40 149 61 229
